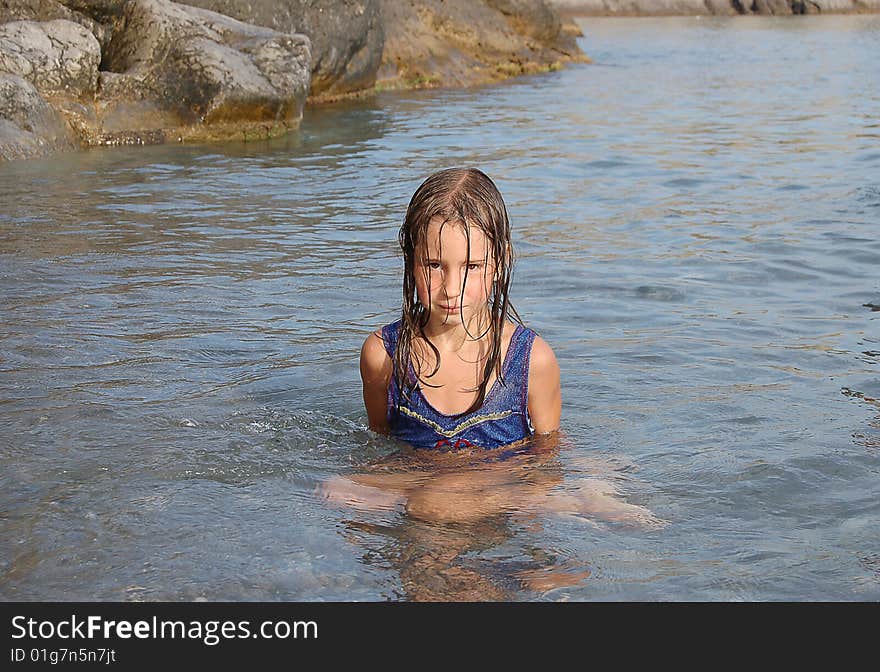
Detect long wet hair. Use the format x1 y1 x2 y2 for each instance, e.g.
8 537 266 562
393 167 520 416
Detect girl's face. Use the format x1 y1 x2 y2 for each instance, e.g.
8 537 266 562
414 217 496 328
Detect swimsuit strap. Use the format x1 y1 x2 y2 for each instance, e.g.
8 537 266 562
381 319 401 359
381 320 403 417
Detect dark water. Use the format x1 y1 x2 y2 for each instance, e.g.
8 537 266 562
1 15 878 601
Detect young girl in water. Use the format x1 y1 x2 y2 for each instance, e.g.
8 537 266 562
323 168 661 531
361 167 560 450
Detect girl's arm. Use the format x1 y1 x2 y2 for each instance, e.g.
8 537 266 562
527 336 561 435
360 330 393 434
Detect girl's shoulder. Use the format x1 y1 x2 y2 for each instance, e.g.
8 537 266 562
528 333 558 374
360 326 393 383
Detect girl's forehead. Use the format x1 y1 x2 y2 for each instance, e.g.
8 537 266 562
422 217 490 253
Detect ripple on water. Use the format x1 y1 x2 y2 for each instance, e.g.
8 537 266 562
633 285 687 302
581 158 632 170
152 408 385 485
662 177 708 188
854 185 880 207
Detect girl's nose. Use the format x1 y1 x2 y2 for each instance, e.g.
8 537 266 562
443 269 462 298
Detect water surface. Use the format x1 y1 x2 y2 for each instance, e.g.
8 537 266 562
1 15 879 600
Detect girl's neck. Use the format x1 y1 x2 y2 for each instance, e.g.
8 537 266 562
421 310 492 351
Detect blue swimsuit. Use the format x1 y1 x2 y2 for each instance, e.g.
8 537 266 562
381 319 537 451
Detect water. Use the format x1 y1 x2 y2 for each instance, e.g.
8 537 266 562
1 15 878 601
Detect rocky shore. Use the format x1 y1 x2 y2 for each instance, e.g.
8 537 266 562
548 0 880 16
0 0 586 161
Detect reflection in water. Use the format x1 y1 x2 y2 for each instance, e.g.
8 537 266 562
844 388 880 455
322 435 660 600
344 516 591 601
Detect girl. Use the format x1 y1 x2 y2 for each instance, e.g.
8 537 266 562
322 168 661 531
361 167 561 451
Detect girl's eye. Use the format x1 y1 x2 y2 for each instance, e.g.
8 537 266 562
467 263 483 272
426 262 441 270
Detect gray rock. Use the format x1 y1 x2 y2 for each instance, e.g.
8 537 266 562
0 73 78 160
546 0 880 14
1 1 110 47
486 0 565 43
703 0 738 15
177 1 583 97
177 0 384 99
0 19 101 98
96 0 311 133
750 0 793 13
1 0 79 23
801 0 880 10
0 0 312 159
1 0 588 160
547 0 713 14
378 0 586 90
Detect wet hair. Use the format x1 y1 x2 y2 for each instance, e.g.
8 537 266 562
393 167 520 416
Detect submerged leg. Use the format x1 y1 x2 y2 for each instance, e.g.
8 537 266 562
515 561 592 594
318 474 409 513
538 478 667 529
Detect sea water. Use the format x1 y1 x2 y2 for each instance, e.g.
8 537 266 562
1 15 878 600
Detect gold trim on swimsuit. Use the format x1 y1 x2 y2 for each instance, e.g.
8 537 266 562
397 406 514 438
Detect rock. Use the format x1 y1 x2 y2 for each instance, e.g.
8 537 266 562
1 0 586 160
1 1 111 47
178 1 585 98
486 0 565 42
750 0 793 14
547 0 713 14
0 19 101 98
94 0 311 141
377 0 587 91
799 0 880 11
0 0 312 158
0 73 78 160
742 0 880 13
178 0 384 100
1 0 78 22
703 0 738 15
546 0 880 14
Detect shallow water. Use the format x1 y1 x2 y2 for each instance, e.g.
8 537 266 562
1 15 878 601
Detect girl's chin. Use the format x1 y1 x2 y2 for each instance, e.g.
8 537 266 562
431 312 462 324
428 308 489 326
